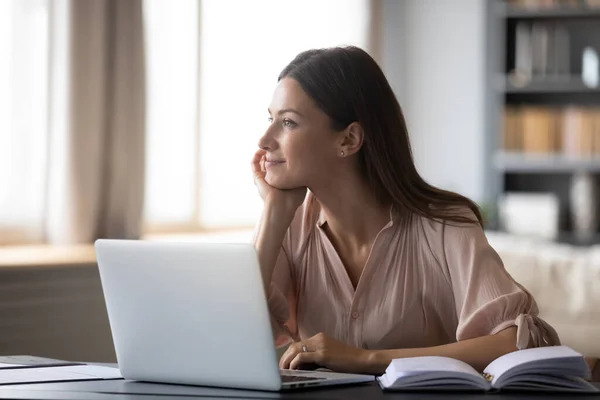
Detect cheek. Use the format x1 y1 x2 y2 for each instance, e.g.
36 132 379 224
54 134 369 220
287 136 332 169
265 131 335 187
264 151 315 188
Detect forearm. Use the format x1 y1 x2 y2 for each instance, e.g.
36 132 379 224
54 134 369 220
253 201 295 293
363 327 518 375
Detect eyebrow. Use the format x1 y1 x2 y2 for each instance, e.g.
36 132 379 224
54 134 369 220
267 108 304 117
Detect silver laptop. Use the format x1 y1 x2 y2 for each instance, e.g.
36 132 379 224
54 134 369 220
94 239 374 391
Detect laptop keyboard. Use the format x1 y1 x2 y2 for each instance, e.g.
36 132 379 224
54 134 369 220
280 374 326 383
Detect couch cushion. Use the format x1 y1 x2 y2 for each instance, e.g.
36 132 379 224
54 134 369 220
486 231 600 357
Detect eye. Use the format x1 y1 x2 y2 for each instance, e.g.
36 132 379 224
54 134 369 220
267 117 273 123
282 118 297 128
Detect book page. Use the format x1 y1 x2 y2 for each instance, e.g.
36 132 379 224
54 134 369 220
380 356 490 391
387 356 481 379
484 346 584 386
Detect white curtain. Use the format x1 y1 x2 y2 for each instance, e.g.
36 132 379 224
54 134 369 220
0 0 146 245
46 0 146 244
143 0 199 230
0 0 50 244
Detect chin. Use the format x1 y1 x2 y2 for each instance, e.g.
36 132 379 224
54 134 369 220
265 172 299 190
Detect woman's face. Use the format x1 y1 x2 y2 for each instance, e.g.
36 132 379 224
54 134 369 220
259 77 340 190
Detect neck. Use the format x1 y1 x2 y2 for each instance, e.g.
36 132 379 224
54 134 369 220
309 169 392 247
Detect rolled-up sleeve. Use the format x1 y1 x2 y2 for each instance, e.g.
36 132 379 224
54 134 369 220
442 213 561 349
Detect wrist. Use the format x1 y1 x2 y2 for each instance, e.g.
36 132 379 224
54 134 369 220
264 197 298 221
362 349 393 375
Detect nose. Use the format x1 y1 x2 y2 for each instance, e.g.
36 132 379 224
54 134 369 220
258 124 278 151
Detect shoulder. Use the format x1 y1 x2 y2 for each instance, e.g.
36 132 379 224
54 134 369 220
415 205 487 266
417 205 481 237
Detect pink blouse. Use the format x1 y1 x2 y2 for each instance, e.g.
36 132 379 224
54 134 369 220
267 194 560 350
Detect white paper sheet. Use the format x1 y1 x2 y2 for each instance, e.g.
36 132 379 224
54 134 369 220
0 365 122 385
0 363 21 369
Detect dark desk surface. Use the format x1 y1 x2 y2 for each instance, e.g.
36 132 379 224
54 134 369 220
1 379 600 400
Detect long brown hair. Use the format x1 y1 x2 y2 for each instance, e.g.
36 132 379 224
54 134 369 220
278 46 483 227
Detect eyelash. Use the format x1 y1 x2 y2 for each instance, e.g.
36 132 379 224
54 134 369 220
267 117 297 128
283 118 296 128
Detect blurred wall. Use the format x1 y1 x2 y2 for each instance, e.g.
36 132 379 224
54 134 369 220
381 0 487 203
0 262 116 362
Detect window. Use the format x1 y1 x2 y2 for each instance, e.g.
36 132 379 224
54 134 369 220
143 0 200 231
143 0 371 233
0 0 50 244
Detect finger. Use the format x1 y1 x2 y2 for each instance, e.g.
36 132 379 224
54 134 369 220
303 333 324 352
279 342 302 369
289 351 323 370
251 150 266 174
279 334 322 369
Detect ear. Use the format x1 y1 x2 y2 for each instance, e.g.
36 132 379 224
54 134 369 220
338 122 364 157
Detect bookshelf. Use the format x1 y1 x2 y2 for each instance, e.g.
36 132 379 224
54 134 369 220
502 76 600 93
503 6 600 18
495 152 600 172
485 0 600 246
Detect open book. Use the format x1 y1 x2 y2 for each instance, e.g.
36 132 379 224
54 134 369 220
377 346 598 393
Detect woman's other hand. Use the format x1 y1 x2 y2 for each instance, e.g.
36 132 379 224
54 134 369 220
252 149 307 213
279 332 372 374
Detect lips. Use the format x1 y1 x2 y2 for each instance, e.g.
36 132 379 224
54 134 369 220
265 159 285 168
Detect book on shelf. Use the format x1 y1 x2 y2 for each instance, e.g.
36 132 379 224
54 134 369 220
522 107 559 153
503 106 600 156
503 107 522 151
510 20 570 86
507 0 600 9
562 107 597 157
595 109 600 153
377 345 598 393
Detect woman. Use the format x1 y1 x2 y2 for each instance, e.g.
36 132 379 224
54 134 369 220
251 46 559 376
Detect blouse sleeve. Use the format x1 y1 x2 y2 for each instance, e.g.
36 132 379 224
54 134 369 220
262 197 315 348
442 211 561 349
267 241 298 348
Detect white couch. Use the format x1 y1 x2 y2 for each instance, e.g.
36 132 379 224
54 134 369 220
487 231 600 358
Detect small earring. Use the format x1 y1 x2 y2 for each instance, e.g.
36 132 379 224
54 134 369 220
340 150 345 157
